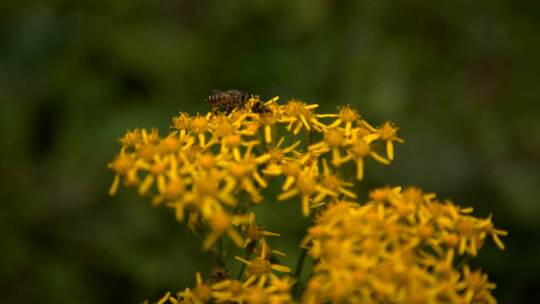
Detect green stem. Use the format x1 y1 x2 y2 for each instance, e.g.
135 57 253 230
215 237 225 268
456 254 470 270
258 129 269 151
303 129 311 149
292 248 308 299
237 248 253 280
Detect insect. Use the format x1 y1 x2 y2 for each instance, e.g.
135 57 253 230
204 89 250 113
251 100 272 114
205 89 272 115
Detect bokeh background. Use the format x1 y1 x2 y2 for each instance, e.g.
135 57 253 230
1 1 539 303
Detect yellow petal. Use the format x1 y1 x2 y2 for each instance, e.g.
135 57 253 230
138 175 154 195
278 189 299 201
356 159 364 180
157 292 171 304
387 141 394 160
271 264 291 273
227 229 244 248
108 174 121 196
265 125 272 143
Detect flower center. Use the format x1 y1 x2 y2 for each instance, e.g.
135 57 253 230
379 122 397 140
198 154 215 170
160 136 179 153
338 106 359 122
137 144 157 161
163 179 185 201
150 161 167 175
224 134 242 148
230 161 253 178
196 176 219 195
296 173 317 195
192 117 209 133
281 162 301 176
193 284 212 303
112 155 134 174
210 212 231 233
324 129 345 148
351 140 370 157
172 113 192 130
248 259 271 276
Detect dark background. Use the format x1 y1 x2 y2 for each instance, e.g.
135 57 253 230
1 1 539 303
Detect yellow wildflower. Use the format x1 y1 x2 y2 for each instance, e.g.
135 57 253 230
301 186 506 303
277 168 337 216
462 266 497 304
278 100 330 134
346 127 390 180
373 121 404 160
120 128 142 147
186 170 236 218
171 112 192 136
221 143 270 203
243 213 281 248
108 95 506 303
235 242 291 284
328 105 360 136
308 127 350 166
107 148 137 195
202 210 250 250
137 154 169 195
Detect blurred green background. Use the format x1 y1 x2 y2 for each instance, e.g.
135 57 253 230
1 1 539 303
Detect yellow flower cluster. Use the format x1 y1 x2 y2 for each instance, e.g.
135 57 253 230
108 94 506 303
301 187 507 304
148 268 294 304
108 96 399 249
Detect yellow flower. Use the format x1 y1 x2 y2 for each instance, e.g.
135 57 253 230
243 213 281 248
213 272 293 304
186 170 236 218
263 160 302 190
142 127 161 145
265 137 301 167
235 241 291 284
108 95 505 303
278 100 331 135
119 128 142 147
209 114 239 140
462 266 497 304
277 167 337 216
153 173 186 205
171 112 193 137
477 215 508 251
107 148 137 195
212 279 244 303
327 105 360 136
158 133 182 154
308 127 350 166
191 114 212 147
373 121 404 160
174 273 213 304
202 210 250 250
316 160 357 203
250 98 280 144
135 139 159 162
221 143 271 203
301 186 506 303
265 274 295 294
137 154 169 195
346 127 390 180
